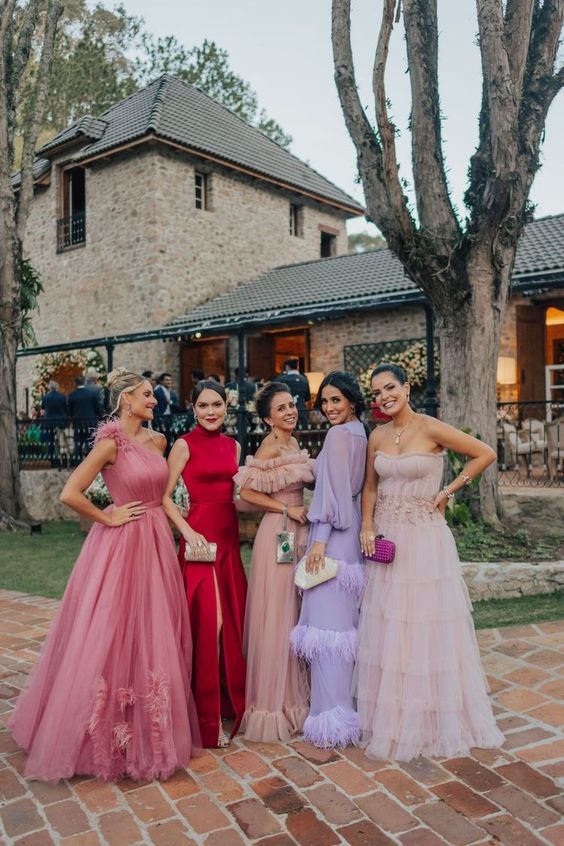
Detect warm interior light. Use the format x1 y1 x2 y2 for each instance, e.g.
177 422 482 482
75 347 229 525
305 372 325 396
496 356 517 385
546 307 564 326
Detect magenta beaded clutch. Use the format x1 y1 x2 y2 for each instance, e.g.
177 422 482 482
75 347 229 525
364 535 396 565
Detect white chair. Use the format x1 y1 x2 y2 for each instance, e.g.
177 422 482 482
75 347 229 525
546 420 564 481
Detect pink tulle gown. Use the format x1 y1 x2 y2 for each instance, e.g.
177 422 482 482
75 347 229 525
234 449 314 742
9 420 201 782
355 452 504 762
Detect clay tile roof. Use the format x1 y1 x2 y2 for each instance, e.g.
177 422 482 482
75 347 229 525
36 75 364 214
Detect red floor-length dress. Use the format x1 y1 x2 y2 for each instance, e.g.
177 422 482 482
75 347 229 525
179 424 247 746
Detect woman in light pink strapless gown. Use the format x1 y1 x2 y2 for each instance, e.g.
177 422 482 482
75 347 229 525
356 363 504 762
234 382 314 742
9 369 200 782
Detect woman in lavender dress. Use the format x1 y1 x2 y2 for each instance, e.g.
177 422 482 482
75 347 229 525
291 371 367 748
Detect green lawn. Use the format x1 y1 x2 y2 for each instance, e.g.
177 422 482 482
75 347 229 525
0 522 562 630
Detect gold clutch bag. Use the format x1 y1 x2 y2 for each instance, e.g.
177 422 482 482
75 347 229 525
276 508 295 564
184 541 217 563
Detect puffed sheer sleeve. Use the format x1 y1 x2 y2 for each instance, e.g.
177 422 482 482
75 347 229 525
308 425 353 545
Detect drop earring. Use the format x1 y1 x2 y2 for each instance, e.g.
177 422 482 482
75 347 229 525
126 405 132 417
271 425 278 440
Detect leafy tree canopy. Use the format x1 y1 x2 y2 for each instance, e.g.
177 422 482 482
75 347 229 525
347 230 386 253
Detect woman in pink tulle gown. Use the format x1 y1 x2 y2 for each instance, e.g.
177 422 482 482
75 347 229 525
9 368 200 782
234 382 314 742
356 363 504 761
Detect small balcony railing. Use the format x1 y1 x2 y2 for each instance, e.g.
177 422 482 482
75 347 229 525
57 212 86 251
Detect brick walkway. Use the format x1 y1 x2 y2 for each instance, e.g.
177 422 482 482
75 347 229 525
0 590 563 846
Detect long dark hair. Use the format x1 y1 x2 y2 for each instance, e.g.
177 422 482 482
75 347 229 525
255 381 293 422
370 363 417 411
191 379 227 405
315 371 365 419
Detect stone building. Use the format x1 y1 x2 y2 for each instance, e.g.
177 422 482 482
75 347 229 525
16 75 363 405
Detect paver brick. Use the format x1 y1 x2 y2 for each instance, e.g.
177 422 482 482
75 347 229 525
338 819 396 846
254 836 297 846
399 829 451 846
59 834 101 846
355 790 418 832
12 831 55 846
243 740 289 759
323 761 375 796
252 775 306 814
286 808 340 845
432 780 499 817
496 715 528 732
29 779 72 805
503 726 556 749
290 740 341 765
538 678 564 699
442 757 503 791
189 751 220 774
203 828 247 846
0 767 26 800
373 769 431 804
160 769 200 800
178 793 230 834
487 783 560 828
548 794 564 814
98 810 143 846
493 639 536 658
496 687 548 711
228 798 282 839
148 819 197 846
0 730 19 753
527 702 564 727
400 758 449 786
305 782 363 825
273 754 322 787
517 739 564 763
341 745 388 772
125 784 175 823
478 813 548 845
225 749 271 779
73 779 121 813
200 770 245 802
0 797 45 837
495 760 561 798
44 800 90 837
527 650 563 668
414 800 485 845
542 823 564 846
503 666 551 686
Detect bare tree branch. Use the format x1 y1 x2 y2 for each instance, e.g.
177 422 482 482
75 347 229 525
12 0 43 89
403 0 459 245
0 0 17 50
16 0 62 240
476 0 518 178
504 0 535 103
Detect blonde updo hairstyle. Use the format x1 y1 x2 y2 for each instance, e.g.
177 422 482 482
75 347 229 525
107 367 146 417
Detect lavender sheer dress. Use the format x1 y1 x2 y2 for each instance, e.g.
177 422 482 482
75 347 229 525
290 419 367 748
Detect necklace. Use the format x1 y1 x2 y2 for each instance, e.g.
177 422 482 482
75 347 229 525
392 412 416 445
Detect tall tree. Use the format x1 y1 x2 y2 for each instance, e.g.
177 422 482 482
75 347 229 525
0 0 63 526
332 0 563 523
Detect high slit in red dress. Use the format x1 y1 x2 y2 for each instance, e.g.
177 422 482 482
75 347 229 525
179 424 247 746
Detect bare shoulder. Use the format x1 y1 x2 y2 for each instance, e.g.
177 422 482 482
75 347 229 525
254 433 281 460
369 422 391 448
169 437 189 460
152 431 168 454
90 436 118 465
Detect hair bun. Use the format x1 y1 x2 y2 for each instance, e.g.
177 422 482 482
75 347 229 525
107 367 128 388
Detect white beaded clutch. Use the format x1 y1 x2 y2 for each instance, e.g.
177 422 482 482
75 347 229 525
294 555 339 590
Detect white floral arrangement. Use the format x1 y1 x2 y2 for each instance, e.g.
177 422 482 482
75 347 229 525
358 341 440 399
32 348 106 405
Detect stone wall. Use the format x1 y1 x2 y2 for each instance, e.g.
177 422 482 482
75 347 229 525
461 561 564 601
21 470 77 522
17 145 349 407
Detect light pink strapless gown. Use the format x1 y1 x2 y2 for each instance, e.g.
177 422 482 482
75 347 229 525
9 420 201 782
355 451 504 761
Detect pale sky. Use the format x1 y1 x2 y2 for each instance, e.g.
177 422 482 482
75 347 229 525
122 0 564 236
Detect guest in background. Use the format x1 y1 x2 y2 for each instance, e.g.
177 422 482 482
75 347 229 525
68 375 104 464
163 380 247 748
154 373 180 415
207 373 222 384
277 358 311 428
191 368 205 389
226 367 256 402
85 369 105 417
142 370 157 389
235 382 314 742
290 371 367 748
41 380 67 466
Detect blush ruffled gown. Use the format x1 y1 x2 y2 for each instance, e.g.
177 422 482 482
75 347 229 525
9 420 201 782
355 451 504 761
234 449 314 742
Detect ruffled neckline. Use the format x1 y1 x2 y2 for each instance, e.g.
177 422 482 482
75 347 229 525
244 449 311 469
93 419 131 452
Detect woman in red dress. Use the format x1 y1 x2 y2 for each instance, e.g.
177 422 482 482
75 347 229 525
163 380 247 747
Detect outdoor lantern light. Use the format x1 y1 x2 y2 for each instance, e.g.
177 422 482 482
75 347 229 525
305 371 325 399
496 357 517 385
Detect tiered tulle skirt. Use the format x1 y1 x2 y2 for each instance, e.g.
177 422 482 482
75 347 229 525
355 514 504 761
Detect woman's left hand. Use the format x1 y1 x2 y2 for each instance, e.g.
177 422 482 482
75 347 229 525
305 542 326 574
430 490 448 515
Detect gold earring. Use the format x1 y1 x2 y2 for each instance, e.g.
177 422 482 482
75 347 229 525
272 425 278 440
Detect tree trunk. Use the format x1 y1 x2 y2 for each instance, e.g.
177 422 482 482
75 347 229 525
435 248 506 526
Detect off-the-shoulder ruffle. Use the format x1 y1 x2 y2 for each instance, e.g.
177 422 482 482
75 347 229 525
93 419 131 452
234 450 315 493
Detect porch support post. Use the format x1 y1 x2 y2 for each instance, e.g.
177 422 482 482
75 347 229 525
105 343 114 373
236 329 247 460
423 304 439 418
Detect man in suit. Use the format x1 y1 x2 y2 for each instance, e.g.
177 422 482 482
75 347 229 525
276 358 311 428
154 372 180 415
41 380 67 465
68 375 104 463
226 367 256 402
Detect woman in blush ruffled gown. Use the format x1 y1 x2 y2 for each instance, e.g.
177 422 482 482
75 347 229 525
234 382 314 742
163 380 247 749
290 371 367 748
356 363 504 762
9 368 201 782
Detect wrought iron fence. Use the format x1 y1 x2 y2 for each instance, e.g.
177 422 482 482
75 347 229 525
57 212 86 251
17 400 564 486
